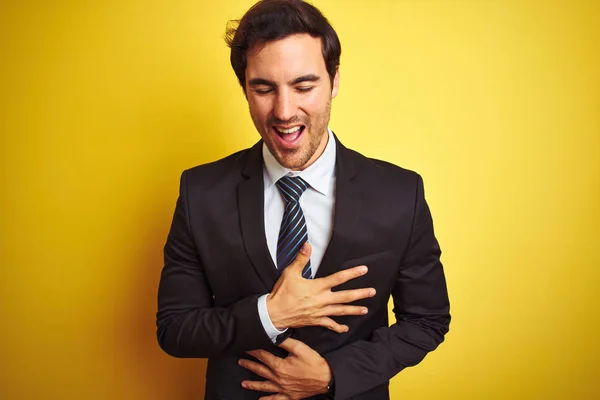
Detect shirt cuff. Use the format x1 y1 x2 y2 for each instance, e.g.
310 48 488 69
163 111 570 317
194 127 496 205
257 293 288 343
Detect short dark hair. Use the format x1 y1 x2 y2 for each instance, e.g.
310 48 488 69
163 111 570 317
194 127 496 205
225 0 341 91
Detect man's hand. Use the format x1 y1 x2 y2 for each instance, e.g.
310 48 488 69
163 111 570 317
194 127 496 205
267 242 376 333
239 338 332 400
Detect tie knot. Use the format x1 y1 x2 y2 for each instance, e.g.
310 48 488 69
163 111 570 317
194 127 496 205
276 176 309 203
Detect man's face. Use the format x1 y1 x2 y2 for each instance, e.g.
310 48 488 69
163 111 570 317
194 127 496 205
245 34 340 170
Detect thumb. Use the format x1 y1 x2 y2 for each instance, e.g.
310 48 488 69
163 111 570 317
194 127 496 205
286 242 312 274
277 337 311 357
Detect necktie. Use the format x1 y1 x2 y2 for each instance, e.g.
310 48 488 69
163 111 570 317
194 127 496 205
275 176 312 278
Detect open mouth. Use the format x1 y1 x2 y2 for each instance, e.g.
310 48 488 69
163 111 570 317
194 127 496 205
272 125 305 146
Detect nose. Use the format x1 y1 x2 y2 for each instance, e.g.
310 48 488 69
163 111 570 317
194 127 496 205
273 90 296 122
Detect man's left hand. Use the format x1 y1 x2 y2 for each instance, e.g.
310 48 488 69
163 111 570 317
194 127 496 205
238 338 332 400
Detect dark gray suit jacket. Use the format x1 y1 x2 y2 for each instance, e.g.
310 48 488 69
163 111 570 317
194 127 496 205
157 136 450 399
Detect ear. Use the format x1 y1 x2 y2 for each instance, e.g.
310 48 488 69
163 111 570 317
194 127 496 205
331 66 340 99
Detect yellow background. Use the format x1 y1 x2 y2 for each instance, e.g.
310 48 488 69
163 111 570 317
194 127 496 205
1 0 598 398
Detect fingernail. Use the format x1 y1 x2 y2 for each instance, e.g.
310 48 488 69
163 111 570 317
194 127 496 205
301 242 309 254
241 382 248 388
360 266 368 274
343 326 349 332
361 308 368 314
370 289 376 296
237 359 243 366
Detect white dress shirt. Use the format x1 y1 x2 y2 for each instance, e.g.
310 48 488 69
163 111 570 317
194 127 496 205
257 127 337 341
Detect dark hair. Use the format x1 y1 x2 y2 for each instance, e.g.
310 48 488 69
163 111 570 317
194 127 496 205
225 0 341 91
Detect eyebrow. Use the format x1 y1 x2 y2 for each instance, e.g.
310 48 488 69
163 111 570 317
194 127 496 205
248 74 321 87
290 74 320 85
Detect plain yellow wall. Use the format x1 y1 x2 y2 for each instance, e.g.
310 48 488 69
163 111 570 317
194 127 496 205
1 0 598 399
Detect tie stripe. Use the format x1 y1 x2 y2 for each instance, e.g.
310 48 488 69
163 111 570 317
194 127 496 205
276 176 312 278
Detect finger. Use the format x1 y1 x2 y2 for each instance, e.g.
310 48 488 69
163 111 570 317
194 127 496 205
319 265 368 288
238 359 278 382
259 394 290 400
330 287 376 304
242 380 282 393
318 304 369 317
247 349 282 369
313 316 349 333
283 242 312 275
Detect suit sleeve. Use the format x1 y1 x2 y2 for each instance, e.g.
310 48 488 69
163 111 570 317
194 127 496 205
323 174 451 399
156 170 273 358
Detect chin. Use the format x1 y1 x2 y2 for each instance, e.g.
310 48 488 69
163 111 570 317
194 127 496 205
277 156 301 169
275 152 308 170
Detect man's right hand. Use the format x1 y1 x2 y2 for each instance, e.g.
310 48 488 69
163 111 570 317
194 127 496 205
266 242 376 333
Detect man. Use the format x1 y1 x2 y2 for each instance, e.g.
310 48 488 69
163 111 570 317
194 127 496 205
156 1 450 399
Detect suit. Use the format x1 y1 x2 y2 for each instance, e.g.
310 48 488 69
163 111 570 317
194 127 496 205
157 135 450 399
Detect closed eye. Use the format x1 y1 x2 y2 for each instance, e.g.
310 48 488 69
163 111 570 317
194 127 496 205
296 86 314 93
253 88 273 95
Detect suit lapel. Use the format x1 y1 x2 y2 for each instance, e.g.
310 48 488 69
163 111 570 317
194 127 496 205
315 135 361 278
238 141 279 291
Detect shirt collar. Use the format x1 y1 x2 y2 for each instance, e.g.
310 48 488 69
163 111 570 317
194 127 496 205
262 127 336 196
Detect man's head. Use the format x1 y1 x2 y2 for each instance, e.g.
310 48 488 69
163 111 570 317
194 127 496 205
225 0 341 170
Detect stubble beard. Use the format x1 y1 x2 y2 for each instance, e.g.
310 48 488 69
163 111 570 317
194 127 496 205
267 99 332 170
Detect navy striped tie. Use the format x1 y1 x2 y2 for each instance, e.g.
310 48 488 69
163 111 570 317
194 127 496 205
275 176 312 278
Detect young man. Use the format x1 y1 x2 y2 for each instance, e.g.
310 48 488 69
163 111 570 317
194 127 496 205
156 1 450 399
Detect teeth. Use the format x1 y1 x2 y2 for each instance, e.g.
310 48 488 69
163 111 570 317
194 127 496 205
275 126 301 134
